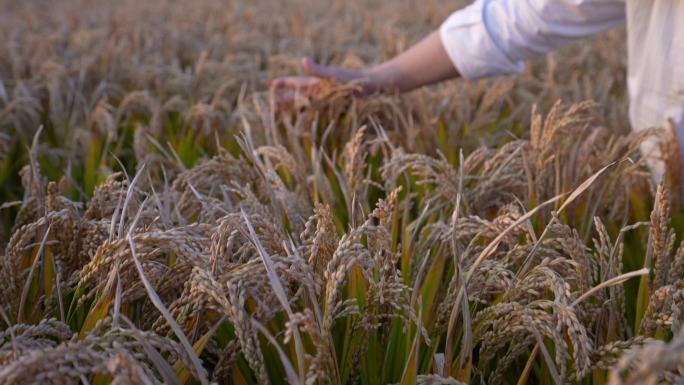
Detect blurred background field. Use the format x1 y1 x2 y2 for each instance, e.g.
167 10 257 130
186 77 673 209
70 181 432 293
2 1 681 385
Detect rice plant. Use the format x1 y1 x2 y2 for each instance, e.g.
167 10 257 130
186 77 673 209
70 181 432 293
1 1 682 384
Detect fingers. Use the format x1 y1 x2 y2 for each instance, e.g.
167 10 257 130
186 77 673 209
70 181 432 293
269 58 331 88
271 89 314 110
270 57 368 108
302 57 333 78
269 75 316 107
271 57 355 90
273 90 296 106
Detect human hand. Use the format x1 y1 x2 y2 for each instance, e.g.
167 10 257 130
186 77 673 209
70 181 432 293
270 58 375 106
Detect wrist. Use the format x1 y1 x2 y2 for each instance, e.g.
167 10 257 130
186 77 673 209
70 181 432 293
364 65 395 94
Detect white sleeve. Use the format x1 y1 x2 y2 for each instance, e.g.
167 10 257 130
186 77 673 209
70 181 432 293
440 0 626 80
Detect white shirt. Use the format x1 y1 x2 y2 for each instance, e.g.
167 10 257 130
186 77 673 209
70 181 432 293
440 0 684 180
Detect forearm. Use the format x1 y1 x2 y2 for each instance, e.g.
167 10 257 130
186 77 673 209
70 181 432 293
365 30 459 93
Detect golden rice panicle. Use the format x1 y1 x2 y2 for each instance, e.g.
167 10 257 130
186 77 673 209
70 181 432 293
285 309 333 385
90 99 116 140
210 340 241 384
256 144 308 191
381 149 459 211
116 91 162 133
185 102 223 137
608 333 684 385
1 209 78 318
0 318 73 366
650 184 674 291
0 342 109 385
466 140 528 211
591 336 652 371
476 302 571 379
667 242 684 285
83 172 126 220
170 153 264 220
660 119 683 205
372 186 401 228
225 281 270 385
556 304 593 379
300 203 338 277
343 125 369 206
12 164 45 233
107 350 161 385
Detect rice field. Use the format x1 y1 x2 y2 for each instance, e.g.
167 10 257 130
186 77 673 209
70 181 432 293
1 0 683 384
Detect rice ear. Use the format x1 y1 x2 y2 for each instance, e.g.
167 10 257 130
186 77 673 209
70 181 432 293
127 236 209 385
660 119 683 206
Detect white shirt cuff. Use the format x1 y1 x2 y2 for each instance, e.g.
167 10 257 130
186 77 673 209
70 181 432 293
439 0 525 80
